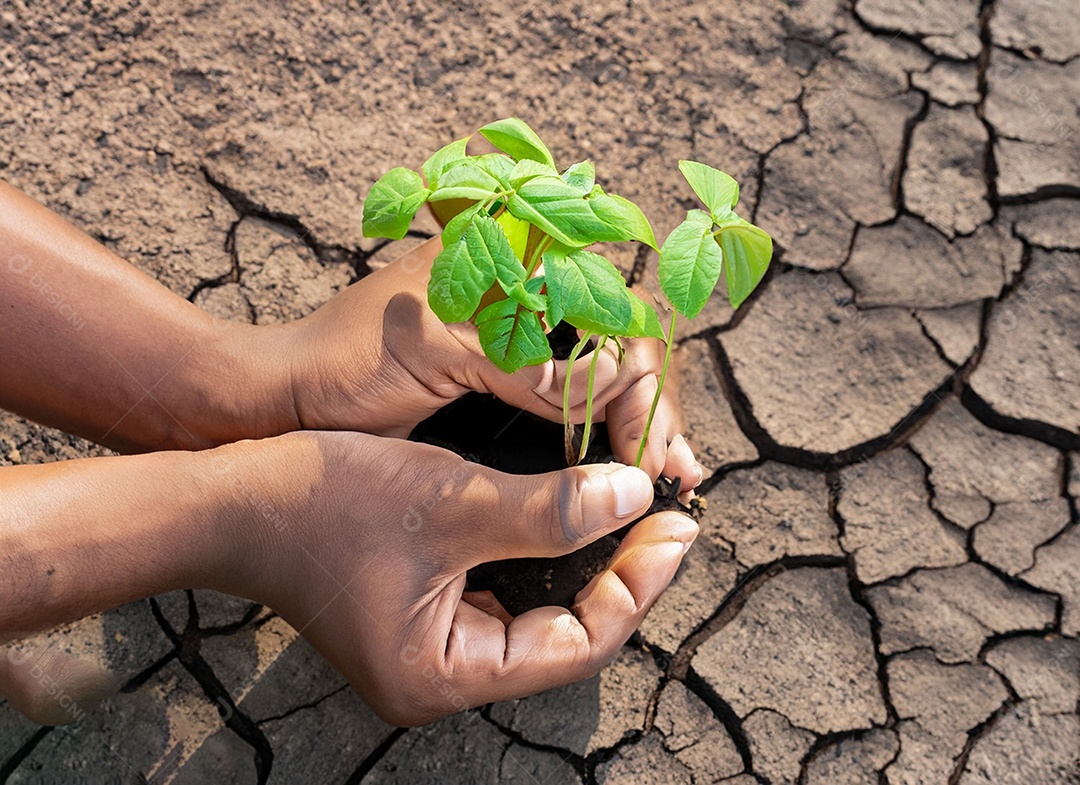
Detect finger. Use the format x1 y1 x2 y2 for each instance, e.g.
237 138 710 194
473 462 655 563
383 235 442 275
442 511 697 704
604 373 668 480
644 367 701 490
501 346 625 422
661 434 704 492
451 328 630 425
446 323 563 421
545 339 622 411
462 590 514 626
572 510 698 649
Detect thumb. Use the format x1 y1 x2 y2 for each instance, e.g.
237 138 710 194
479 462 655 561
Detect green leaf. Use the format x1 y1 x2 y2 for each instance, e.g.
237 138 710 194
496 210 530 261
626 292 666 340
590 190 658 250
479 117 556 168
718 223 773 309
474 153 515 188
479 218 526 290
362 167 431 239
504 279 546 311
428 161 501 202
561 161 595 194
509 177 642 248
441 202 486 246
427 241 492 323
422 137 470 189
713 211 746 229
507 179 587 246
475 298 553 373
509 159 559 189
541 267 565 328
678 160 739 221
543 248 633 335
427 215 515 323
658 209 723 319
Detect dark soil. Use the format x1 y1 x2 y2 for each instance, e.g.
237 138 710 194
546 320 585 361
409 391 692 616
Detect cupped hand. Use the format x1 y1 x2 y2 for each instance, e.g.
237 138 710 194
234 430 698 726
282 238 701 486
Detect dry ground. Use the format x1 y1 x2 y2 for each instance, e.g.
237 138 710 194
1 0 1077 782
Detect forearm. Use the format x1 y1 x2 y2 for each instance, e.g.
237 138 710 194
0 181 299 452
0 441 272 639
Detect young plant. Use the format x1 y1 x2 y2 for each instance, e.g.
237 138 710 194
362 117 664 465
360 121 773 472
634 160 773 465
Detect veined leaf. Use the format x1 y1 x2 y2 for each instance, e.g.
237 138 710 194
428 215 515 322
543 248 633 335
481 217 526 290
626 291 666 340
441 202 486 246
479 117 556 168
422 137 470 189
679 160 739 221
362 167 431 239
591 190 658 250
541 262 565 328
428 161 501 202
718 223 773 308
504 279 546 311
509 177 646 248
509 159 558 189
658 209 722 319
561 161 595 194
713 211 746 229
427 240 492 323
543 295 565 331
474 153 515 188
475 298 553 373
473 216 523 291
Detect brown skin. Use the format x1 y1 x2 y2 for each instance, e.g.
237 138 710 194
0 182 700 726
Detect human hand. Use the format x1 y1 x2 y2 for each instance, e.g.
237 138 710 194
279 238 701 485
0 429 696 727
229 430 698 726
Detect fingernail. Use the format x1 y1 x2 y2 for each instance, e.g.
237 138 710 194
608 465 653 517
662 514 699 545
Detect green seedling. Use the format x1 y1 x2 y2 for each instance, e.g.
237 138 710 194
635 160 773 465
361 118 773 470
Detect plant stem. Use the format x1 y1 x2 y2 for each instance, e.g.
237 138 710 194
634 311 678 468
577 335 608 465
479 191 513 218
524 236 552 278
563 331 594 466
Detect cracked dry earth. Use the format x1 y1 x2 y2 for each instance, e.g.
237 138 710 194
1 0 1078 782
